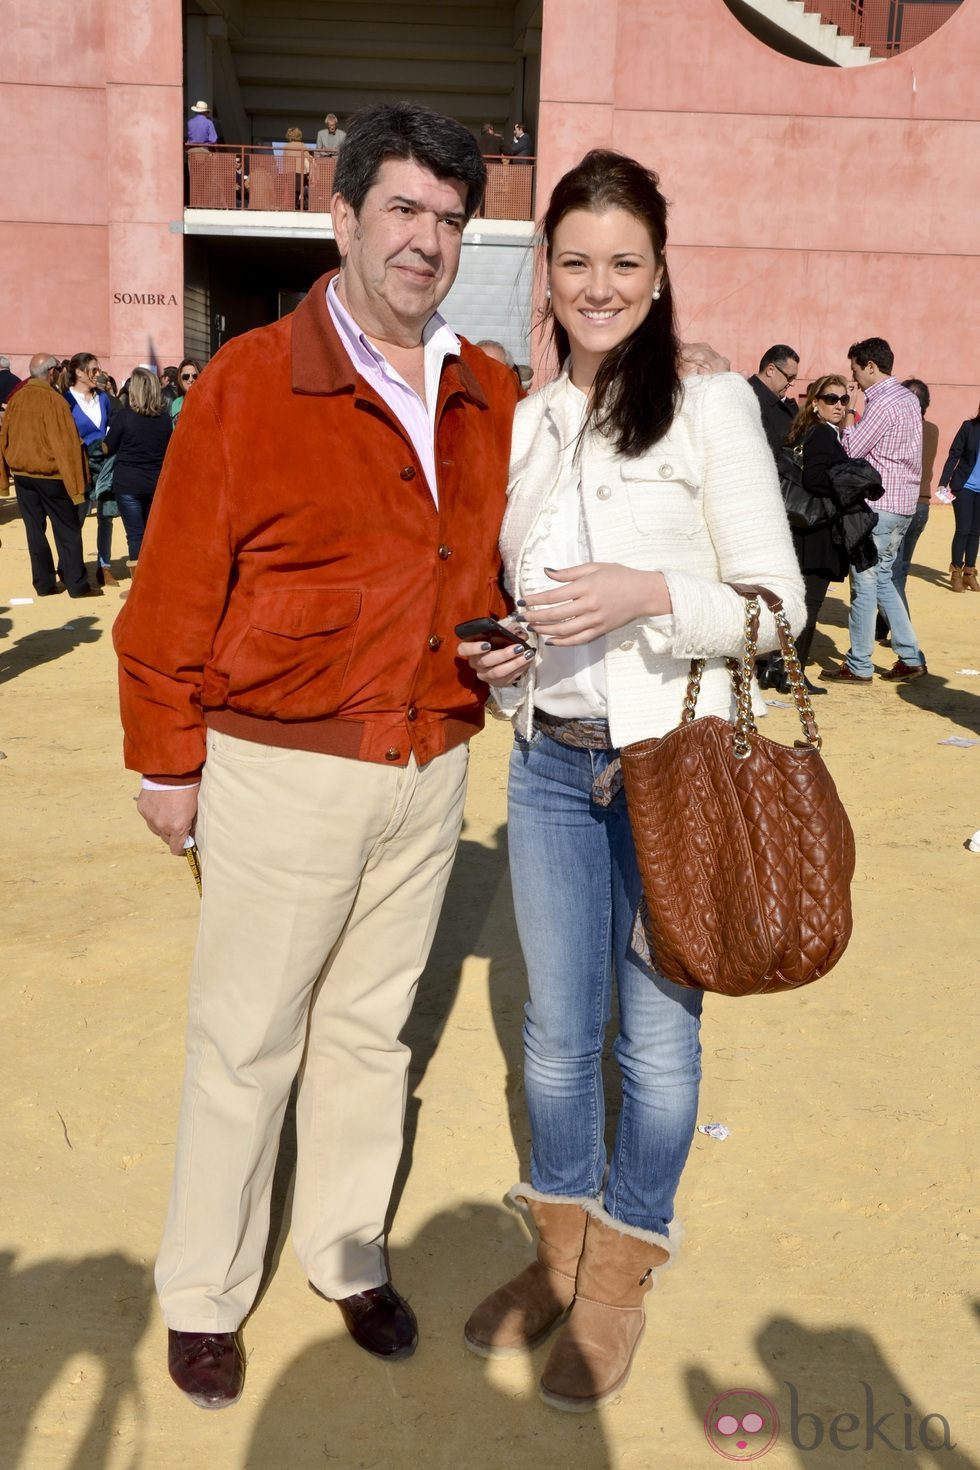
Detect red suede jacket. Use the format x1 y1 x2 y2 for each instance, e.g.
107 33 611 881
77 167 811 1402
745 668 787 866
113 274 519 779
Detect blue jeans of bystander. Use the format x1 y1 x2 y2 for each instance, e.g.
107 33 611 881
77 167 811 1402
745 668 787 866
846 510 923 677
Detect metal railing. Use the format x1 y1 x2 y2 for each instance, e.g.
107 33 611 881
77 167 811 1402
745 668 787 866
801 0 963 57
186 145 535 221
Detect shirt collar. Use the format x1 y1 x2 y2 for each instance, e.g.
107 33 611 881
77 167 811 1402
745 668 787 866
290 269 484 407
863 375 896 403
325 274 460 385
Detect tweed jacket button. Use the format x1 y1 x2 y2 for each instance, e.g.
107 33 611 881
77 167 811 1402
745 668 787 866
658 463 673 478
385 748 400 761
400 466 416 480
438 544 452 559
596 484 612 500
407 705 418 720
619 639 635 651
428 635 442 650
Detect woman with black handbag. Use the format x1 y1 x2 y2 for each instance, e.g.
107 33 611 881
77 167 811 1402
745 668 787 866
761 374 873 694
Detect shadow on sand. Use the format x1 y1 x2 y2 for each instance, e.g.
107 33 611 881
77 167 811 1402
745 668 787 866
686 1313 978 1467
0 1249 154 1469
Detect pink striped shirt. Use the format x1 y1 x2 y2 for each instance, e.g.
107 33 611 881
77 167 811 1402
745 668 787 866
842 377 922 516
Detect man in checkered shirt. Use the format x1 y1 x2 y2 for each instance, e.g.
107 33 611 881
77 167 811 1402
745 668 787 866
824 336 926 684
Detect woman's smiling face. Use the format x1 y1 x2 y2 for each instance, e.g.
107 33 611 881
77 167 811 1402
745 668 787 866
548 207 663 384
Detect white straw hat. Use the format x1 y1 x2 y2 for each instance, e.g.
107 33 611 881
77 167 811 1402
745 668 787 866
191 100 210 113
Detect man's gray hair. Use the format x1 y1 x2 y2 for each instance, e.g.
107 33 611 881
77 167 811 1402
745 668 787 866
30 355 58 379
0 355 10 369
475 339 514 368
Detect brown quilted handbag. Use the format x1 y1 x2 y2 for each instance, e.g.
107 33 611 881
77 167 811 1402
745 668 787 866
620 584 855 996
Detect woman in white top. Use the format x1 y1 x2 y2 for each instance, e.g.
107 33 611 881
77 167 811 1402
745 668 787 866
458 151 805 1412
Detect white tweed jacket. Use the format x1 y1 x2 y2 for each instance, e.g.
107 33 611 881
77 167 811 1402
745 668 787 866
495 369 807 747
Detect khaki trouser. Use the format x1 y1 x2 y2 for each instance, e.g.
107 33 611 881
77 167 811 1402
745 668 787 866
156 729 469 1331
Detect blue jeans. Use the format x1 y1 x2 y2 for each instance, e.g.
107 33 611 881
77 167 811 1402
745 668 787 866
507 730 703 1235
846 510 923 677
116 488 154 560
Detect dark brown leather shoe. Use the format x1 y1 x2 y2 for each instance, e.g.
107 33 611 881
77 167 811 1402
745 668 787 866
333 1283 418 1361
168 1329 245 1409
821 661 872 685
881 659 927 681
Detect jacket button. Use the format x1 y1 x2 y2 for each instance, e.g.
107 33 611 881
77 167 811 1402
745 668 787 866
596 484 612 500
658 463 673 478
407 705 418 720
438 544 452 559
400 466 416 481
619 639 636 651
385 748 400 761
428 635 442 650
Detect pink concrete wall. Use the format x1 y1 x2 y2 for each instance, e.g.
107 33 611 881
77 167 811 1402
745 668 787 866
536 0 980 456
0 0 184 384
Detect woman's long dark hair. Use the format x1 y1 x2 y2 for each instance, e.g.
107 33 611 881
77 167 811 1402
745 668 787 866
542 150 681 457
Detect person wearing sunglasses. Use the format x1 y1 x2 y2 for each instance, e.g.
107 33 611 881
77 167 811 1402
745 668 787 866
170 359 202 425
748 344 800 459
761 375 879 694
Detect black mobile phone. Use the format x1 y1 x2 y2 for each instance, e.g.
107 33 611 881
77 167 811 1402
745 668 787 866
455 617 532 653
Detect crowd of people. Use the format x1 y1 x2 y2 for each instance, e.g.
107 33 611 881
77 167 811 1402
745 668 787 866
745 339 979 694
0 352 202 595
3 96 978 1427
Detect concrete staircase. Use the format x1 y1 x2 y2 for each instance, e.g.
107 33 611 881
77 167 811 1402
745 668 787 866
730 0 878 65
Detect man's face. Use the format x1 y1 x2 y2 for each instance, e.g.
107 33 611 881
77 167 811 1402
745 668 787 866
326 116 337 133
332 158 468 342
764 358 798 394
850 358 875 390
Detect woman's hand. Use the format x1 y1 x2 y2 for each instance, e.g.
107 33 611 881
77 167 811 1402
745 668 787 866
522 563 672 645
457 638 536 689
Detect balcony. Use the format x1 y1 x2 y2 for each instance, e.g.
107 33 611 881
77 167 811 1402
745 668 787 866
186 145 535 222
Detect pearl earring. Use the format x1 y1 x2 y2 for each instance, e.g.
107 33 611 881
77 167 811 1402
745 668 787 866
546 284 552 299
652 286 662 300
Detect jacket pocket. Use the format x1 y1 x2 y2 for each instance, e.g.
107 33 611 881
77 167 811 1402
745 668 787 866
226 588 361 720
620 456 704 539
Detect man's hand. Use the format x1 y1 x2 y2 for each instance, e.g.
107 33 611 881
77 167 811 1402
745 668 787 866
679 341 730 377
136 786 199 856
522 563 672 645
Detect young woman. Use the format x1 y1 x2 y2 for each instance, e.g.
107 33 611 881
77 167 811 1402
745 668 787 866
169 359 202 424
457 151 805 1413
104 366 172 564
64 351 116 584
937 404 980 591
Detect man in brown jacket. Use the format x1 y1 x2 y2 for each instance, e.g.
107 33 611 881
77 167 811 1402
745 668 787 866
0 354 96 597
113 102 520 1410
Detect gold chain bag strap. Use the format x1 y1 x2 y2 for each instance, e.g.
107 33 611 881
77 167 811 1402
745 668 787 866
619 583 855 996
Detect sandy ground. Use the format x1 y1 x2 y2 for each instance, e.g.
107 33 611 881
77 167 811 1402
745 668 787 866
1 498 978 1470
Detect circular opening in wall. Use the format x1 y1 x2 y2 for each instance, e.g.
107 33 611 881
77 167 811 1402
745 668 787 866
721 0 966 67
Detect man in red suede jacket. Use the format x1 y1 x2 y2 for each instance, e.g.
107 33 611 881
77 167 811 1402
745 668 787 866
113 102 520 1410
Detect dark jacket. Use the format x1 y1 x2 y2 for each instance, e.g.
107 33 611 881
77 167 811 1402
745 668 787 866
749 376 796 460
505 131 533 162
0 368 21 404
939 418 980 492
105 405 172 495
793 422 878 579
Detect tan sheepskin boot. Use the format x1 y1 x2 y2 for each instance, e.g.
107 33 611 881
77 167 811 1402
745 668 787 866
963 566 979 592
539 1202 673 1412
950 564 966 592
463 1186 590 1357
